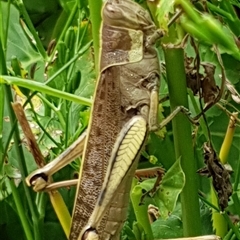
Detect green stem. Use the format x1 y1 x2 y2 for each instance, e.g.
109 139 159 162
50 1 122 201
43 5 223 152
222 212 240 239
164 47 201 237
45 40 92 86
0 18 7 172
224 229 234 240
232 140 240 216
37 93 66 129
88 0 102 72
49 1 78 62
29 100 63 150
1 30 36 239
65 103 70 148
188 90 209 139
0 88 3 173
212 113 237 237
232 193 240 217
215 0 240 36
0 0 11 51
15 0 46 59
9 179 34 240
5 85 41 240
234 149 240 192
0 76 92 106
206 2 234 21
211 187 227 237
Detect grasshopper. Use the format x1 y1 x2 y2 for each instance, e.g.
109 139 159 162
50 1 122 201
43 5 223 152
26 0 163 239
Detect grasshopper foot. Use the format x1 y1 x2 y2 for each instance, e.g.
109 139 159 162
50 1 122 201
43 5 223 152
157 105 199 130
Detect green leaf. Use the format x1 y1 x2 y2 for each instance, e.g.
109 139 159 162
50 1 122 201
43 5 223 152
152 208 183 239
130 159 185 239
156 0 175 31
121 223 137 240
132 221 147 240
2 3 42 67
0 76 92 106
134 159 185 219
154 158 185 218
131 179 153 240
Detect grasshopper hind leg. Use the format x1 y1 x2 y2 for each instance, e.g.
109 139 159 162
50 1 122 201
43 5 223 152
79 116 148 240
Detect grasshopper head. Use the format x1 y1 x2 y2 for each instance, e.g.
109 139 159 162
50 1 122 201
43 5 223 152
102 0 156 32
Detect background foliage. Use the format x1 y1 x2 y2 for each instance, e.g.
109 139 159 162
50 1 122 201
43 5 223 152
0 0 240 239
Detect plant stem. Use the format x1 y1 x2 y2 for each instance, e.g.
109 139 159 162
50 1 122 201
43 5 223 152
9 179 34 240
28 100 63 150
88 0 102 72
211 188 227 237
0 22 7 173
212 113 238 237
0 0 11 51
164 47 201 237
1 76 92 106
1 28 38 240
232 137 240 216
15 0 46 59
45 40 92 86
36 94 66 129
50 1 78 62
5 85 41 240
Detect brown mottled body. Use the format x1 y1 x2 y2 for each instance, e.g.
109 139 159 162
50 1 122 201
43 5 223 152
70 0 160 239
70 66 128 239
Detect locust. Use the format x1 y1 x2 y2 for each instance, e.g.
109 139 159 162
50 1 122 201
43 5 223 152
26 0 163 239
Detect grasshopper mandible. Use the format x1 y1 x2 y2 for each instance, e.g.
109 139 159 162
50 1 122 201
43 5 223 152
26 0 163 239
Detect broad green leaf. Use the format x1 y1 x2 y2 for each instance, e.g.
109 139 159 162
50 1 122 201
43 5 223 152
152 208 183 239
130 159 185 239
154 158 185 218
2 3 42 68
134 158 185 216
131 179 153 240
